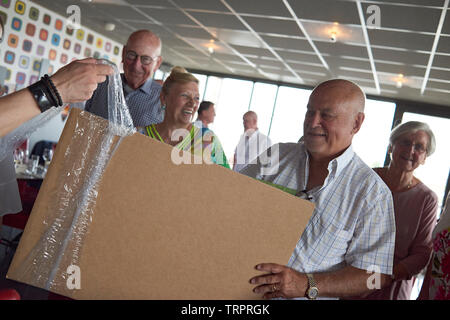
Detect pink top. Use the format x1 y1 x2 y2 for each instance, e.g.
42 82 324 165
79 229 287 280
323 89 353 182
365 181 438 299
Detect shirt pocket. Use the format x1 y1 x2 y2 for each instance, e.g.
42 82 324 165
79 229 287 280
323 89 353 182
308 224 353 267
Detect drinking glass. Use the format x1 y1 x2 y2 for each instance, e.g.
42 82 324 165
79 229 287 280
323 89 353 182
27 155 40 175
42 148 53 171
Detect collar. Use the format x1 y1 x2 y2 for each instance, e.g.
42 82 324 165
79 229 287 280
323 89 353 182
300 143 354 191
121 74 157 95
328 144 354 179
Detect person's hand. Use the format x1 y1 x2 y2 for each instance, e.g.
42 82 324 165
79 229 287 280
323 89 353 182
249 263 307 299
50 58 113 103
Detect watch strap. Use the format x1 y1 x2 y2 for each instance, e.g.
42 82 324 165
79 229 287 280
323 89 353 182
28 80 55 113
306 273 318 299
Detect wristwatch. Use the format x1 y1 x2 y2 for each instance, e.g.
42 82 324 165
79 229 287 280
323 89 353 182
305 273 319 300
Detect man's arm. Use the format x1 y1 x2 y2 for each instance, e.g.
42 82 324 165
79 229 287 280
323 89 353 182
0 58 112 137
249 263 391 299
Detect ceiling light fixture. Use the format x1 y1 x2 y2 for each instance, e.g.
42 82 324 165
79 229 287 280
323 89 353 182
329 22 339 43
104 22 115 31
330 31 337 43
207 39 215 54
395 74 404 88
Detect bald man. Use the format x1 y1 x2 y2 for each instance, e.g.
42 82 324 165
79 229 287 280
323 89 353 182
233 111 272 172
242 79 396 300
85 30 164 126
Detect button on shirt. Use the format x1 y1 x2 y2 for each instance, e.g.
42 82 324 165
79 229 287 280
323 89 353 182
84 74 163 127
241 142 395 276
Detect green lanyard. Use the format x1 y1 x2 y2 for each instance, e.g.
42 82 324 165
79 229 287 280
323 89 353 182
146 124 196 151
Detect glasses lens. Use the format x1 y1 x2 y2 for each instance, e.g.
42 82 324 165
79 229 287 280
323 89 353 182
140 56 153 65
126 51 137 60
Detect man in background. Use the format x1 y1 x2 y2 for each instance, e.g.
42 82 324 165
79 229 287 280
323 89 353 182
85 30 163 127
233 111 272 172
194 101 216 128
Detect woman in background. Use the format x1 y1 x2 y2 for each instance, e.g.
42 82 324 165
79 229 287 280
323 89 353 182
363 121 438 299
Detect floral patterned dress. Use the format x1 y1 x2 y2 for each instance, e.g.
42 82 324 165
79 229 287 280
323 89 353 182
430 226 450 299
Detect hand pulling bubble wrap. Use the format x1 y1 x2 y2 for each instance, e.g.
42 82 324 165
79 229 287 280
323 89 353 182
6 62 314 299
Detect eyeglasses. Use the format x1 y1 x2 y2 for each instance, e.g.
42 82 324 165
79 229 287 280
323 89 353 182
125 50 158 65
397 139 427 154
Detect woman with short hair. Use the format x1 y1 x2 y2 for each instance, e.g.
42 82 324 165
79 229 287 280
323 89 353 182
363 121 438 299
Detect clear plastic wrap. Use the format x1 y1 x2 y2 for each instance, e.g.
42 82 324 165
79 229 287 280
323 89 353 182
0 107 62 163
7 60 136 295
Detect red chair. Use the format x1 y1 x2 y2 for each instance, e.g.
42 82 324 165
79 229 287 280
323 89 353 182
2 179 41 230
0 288 20 300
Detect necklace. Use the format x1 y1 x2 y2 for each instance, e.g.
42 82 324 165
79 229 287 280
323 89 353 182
407 179 413 189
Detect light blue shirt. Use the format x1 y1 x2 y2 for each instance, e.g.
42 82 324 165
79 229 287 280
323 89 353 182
241 142 396 276
85 74 163 127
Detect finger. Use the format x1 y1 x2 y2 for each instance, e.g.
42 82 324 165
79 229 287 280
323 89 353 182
94 75 108 84
255 263 285 274
253 283 279 295
93 64 114 76
76 58 97 64
249 273 279 286
73 58 113 75
263 290 284 300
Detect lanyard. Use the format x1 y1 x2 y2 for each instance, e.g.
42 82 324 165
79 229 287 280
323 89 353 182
146 124 196 151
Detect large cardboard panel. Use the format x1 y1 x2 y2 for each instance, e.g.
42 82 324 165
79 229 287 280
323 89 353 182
7 109 314 299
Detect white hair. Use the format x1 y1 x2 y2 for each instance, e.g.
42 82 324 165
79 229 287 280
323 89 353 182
389 121 436 156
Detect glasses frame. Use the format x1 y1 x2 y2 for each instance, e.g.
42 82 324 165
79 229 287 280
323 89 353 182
125 50 158 65
396 138 427 155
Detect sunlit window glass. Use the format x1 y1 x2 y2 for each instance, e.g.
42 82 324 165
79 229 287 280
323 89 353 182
153 69 164 81
249 83 278 136
352 99 396 168
203 76 223 103
209 78 253 161
268 86 311 144
192 73 207 101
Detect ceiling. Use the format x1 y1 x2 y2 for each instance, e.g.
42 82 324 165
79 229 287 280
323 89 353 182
32 0 450 107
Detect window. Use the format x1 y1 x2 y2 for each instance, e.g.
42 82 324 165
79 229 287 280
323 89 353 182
203 76 222 104
249 82 278 136
352 99 396 168
192 73 207 101
208 78 254 161
268 86 311 144
153 69 164 81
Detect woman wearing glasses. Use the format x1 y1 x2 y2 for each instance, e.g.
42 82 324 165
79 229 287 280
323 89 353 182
362 121 438 299
141 67 230 169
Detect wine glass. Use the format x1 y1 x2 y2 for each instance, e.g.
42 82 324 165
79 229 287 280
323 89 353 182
42 148 53 172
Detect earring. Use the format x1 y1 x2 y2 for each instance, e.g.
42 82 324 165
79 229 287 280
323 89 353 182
161 105 166 110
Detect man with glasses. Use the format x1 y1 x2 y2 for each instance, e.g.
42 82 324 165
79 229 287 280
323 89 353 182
85 30 164 126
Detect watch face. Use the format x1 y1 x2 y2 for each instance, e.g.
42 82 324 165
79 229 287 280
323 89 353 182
308 287 319 299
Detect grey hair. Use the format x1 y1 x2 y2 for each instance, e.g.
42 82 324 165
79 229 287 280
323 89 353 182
389 121 436 156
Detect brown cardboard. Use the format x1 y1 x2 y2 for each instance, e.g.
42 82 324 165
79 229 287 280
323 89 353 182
7 108 314 299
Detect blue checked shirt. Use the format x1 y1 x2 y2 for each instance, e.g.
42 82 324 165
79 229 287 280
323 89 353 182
84 74 164 127
241 142 395 276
